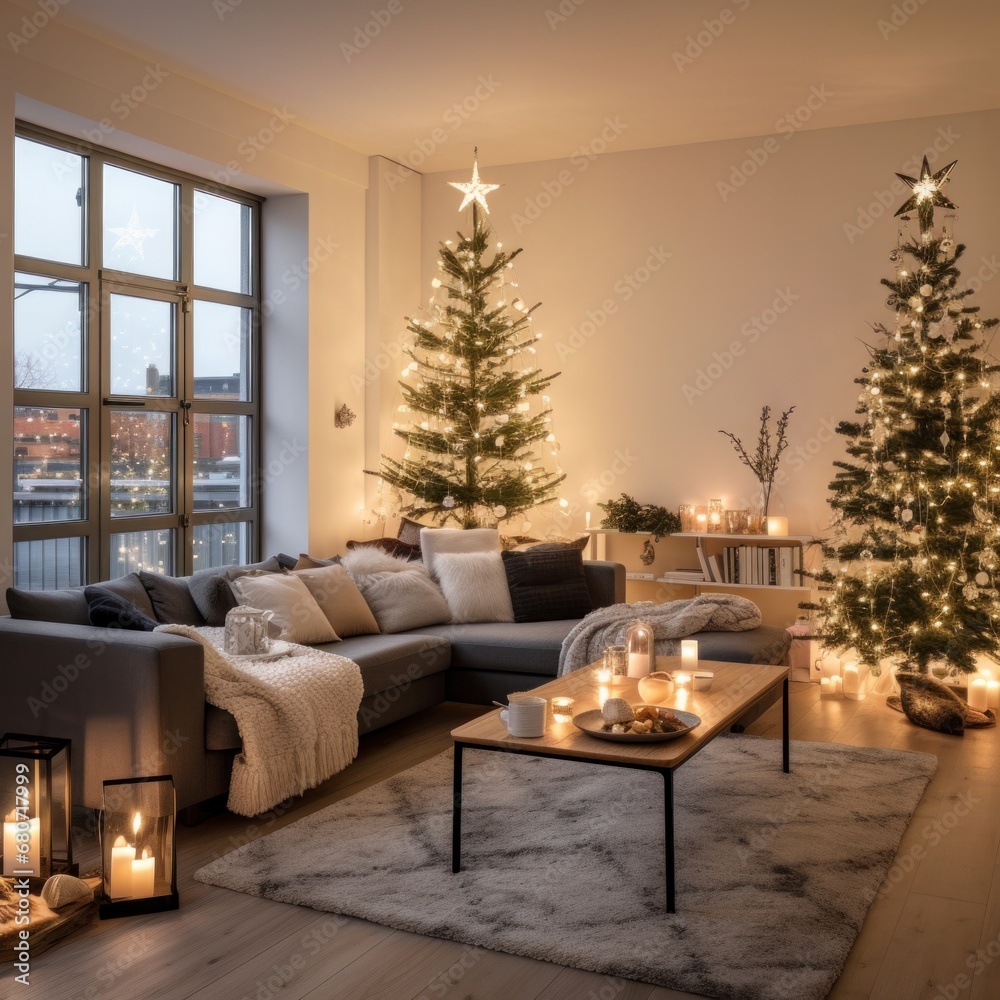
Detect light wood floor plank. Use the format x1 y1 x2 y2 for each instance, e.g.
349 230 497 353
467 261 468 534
11 693 1000 1000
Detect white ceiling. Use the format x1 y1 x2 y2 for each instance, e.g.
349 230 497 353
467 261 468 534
57 0 1000 173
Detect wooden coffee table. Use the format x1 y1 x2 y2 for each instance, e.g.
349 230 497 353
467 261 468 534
450 659 789 912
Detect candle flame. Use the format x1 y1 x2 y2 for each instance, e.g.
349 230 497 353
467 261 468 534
132 812 141 837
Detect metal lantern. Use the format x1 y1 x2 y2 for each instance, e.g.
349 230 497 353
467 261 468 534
99 775 178 919
0 733 75 884
625 620 656 678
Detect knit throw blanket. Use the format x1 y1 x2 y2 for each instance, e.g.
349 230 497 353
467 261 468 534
558 595 762 676
155 625 364 817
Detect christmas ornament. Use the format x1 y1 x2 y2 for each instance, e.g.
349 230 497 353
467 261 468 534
448 147 500 214
894 156 957 232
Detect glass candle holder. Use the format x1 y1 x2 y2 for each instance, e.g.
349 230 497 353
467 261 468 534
550 697 574 721
625 621 655 678
708 499 724 533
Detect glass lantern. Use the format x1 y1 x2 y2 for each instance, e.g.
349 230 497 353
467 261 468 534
0 733 75 884
625 620 655 678
99 775 178 919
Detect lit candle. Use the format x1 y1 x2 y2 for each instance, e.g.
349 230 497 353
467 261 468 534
110 834 135 898
551 697 574 720
842 664 859 698
585 510 591 529
820 677 831 696
695 513 708 532
673 671 691 690
598 685 610 704
766 516 789 536
969 677 989 712
131 846 155 899
595 666 612 684
3 810 40 877
988 680 1000 711
819 654 842 682
681 640 698 669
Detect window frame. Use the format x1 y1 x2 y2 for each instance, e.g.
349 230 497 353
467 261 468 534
13 122 264 585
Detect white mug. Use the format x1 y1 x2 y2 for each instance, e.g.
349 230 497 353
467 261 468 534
499 695 547 737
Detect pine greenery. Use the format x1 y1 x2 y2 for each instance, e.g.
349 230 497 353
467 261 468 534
803 166 1000 674
377 204 564 528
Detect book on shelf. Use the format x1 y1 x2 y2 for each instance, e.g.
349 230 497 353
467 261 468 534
660 569 705 583
695 543 714 581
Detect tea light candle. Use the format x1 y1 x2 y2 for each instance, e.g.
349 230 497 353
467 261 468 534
819 654 842 682
695 513 708 532
766 516 789 536
673 671 691 690
595 666 612 684
551 697 574 720
680 640 698 669
969 677 989 712
131 847 155 899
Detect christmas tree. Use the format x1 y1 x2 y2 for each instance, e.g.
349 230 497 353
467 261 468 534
805 158 1000 675
376 152 564 528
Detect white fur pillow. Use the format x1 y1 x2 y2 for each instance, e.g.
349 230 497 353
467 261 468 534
419 527 500 581
341 547 417 580
229 573 338 645
434 550 514 623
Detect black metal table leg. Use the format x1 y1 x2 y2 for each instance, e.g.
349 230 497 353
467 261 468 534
452 742 463 873
782 676 790 773
662 768 675 913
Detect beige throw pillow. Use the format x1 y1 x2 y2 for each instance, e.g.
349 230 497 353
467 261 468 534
229 573 339 645
292 564 380 637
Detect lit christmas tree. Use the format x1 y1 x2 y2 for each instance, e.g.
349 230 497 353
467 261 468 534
805 158 1000 675
376 152 565 528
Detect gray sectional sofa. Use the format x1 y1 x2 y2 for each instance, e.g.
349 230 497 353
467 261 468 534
0 556 791 813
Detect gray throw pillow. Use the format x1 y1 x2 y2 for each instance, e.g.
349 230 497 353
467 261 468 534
6 572 155 625
188 556 284 626
356 570 451 633
138 571 206 625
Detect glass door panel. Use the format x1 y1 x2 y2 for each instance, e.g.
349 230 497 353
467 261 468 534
109 410 174 517
109 293 175 397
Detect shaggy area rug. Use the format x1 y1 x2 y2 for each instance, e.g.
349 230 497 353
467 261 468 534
195 735 937 1000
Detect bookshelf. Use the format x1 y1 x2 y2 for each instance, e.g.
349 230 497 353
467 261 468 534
661 532 811 592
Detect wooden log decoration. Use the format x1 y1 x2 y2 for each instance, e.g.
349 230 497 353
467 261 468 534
1 874 100 963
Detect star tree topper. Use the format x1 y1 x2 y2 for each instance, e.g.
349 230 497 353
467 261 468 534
449 147 500 214
894 156 957 233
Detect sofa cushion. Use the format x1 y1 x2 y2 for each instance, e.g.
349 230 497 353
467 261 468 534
188 556 283 626
419 527 500 581
84 586 159 631
434 550 514 624
318 632 451 697
501 548 594 623
139 571 206 625
291 564 380 637
293 553 341 569
357 571 452 633
229 572 339 644
6 572 154 625
345 537 422 560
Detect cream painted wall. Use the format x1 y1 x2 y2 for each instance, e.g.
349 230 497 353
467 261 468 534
0 13 372 598
414 110 1000 546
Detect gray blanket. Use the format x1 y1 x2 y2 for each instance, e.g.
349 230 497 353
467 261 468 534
557 594 762 675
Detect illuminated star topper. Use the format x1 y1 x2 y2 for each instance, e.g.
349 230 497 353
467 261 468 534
449 147 500 215
894 156 957 232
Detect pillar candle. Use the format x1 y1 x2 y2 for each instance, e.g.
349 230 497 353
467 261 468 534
680 639 698 669
968 678 989 712
987 680 1000 710
131 847 155 899
110 835 135 898
819 654 842 682
842 664 859 698
2 812 40 877
766 516 789 536
585 511 591 529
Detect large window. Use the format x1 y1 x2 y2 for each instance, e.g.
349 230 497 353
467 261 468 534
13 126 262 587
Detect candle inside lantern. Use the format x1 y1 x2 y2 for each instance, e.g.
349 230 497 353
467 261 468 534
695 512 708 532
968 677 989 712
131 846 155 899
2 810 40 877
766 515 789 536
110 834 135 898
680 640 698 669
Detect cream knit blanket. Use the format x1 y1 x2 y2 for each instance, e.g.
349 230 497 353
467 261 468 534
558 595 762 676
156 625 363 817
